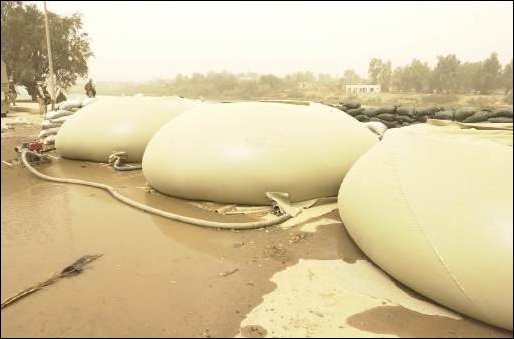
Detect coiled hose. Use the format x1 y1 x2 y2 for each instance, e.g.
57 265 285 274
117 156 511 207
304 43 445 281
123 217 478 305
21 150 292 229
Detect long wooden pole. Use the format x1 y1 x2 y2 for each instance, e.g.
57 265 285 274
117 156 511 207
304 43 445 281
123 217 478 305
43 1 55 110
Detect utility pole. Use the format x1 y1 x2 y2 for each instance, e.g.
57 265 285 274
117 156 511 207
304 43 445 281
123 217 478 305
43 0 55 110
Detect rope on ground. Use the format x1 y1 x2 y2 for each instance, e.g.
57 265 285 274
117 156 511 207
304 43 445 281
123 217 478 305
21 150 292 229
1 254 102 309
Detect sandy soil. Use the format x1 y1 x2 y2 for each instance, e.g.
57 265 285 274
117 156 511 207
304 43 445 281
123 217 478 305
1 104 512 338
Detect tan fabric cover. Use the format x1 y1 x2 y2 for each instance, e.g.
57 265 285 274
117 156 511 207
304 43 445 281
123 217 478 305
143 102 378 205
56 96 199 162
338 122 513 330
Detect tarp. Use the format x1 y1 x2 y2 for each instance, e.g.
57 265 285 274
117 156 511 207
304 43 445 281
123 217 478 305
339 121 513 330
143 102 378 205
56 96 200 162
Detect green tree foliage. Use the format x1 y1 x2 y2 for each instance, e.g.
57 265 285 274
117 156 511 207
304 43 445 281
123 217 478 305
259 74 283 91
1 1 92 97
391 66 407 91
406 59 431 92
341 69 362 86
458 62 482 93
391 60 431 92
368 58 392 92
379 61 392 92
502 59 513 94
64 55 512 99
391 54 511 95
431 54 461 93
317 73 333 84
368 58 382 84
477 52 502 94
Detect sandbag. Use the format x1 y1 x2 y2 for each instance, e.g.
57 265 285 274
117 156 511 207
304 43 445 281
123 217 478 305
385 121 399 128
370 117 398 128
362 107 381 117
354 114 370 122
50 115 71 124
364 121 388 139
45 109 74 120
374 106 396 115
463 110 490 123
434 110 455 120
397 115 416 123
41 120 62 130
143 102 379 205
341 100 361 109
56 96 200 162
338 122 513 330
489 108 513 118
43 135 56 145
346 107 365 116
454 107 476 121
370 117 387 124
376 113 397 121
396 106 414 117
338 105 349 112
38 127 60 139
488 117 513 123
414 106 439 117
57 99 82 110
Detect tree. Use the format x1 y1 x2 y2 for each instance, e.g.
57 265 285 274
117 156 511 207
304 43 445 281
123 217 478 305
368 58 382 84
368 58 392 91
1 1 92 98
478 52 502 94
405 59 431 92
317 73 334 85
502 59 513 94
259 74 283 90
431 54 460 93
290 71 315 84
392 66 408 91
341 69 362 86
379 61 392 92
458 61 482 93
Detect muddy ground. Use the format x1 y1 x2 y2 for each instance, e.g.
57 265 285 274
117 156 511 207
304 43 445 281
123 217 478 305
1 104 512 338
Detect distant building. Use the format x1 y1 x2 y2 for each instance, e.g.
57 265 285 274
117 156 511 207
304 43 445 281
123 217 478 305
345 84 380 94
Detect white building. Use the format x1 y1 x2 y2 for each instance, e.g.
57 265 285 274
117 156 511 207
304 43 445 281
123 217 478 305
345 84 381 94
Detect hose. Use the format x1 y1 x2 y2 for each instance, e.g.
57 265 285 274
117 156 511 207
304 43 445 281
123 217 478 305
108 151 142 171
113 158 142 171
21 150 292 229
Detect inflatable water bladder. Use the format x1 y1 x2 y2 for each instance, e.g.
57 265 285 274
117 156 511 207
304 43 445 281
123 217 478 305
56 96 199 162
143 101 378 205
338 121 513 330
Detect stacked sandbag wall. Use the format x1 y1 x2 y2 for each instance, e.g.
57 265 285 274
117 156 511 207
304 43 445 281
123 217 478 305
337 101 513 127
39 98 97 145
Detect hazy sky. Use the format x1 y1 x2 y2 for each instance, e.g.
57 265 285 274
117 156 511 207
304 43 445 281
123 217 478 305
35 1 514 82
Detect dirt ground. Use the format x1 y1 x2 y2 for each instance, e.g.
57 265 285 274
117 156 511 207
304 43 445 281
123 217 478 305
1 104 512 338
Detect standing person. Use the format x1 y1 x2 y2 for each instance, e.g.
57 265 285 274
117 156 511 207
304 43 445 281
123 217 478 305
36 81 48 115
44 84 51 104
85 78 96 98
8 79 16 106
